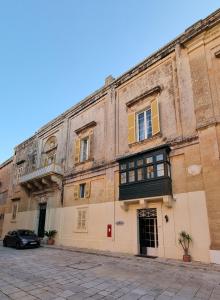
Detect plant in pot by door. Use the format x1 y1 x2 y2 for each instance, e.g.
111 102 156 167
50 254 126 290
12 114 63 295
178 231 192 262
44 230 57 245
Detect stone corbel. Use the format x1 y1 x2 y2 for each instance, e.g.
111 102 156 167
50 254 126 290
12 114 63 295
215 50 220 58
26 182 34 190
163 195 175 208
33 181 43 190
120 202 129 212
42 178 51 186
139 199 148 208
50 175 62 188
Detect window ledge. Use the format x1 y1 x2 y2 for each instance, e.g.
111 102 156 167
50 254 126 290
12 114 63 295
74 229 88 233
75 158 94 167
129 132 162 148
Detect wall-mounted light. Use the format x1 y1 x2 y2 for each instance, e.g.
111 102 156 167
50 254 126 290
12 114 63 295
165 215 169 223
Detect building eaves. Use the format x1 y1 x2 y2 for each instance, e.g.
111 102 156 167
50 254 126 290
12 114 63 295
0 157 13 169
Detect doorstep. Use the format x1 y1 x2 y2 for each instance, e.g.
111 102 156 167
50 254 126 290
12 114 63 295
42 243 220 273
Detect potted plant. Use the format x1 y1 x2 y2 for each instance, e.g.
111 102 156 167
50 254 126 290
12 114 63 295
44 230 57 245
178 231 192 262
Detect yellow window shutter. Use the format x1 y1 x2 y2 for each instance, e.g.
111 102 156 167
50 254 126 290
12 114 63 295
88 133 94 160
74 139 80 164
128 112 136 144
151 99 160 135
85 182 90 198
73 185 79 200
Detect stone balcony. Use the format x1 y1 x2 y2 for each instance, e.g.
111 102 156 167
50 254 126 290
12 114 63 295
19 164 63 191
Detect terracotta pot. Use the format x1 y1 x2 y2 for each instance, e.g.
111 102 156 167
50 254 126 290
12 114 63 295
47 238 55 245
183 254 191 262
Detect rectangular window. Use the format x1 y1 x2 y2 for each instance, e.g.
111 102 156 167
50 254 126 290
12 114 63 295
156 154 163 161
128 161 134 168
137 159 143 166
120 172 127 184
16 166 24 182
146 156 153 164
146 165 154 179
76 208 88 232
120 163 127 171
137 168 143 181
12 202 19 221
137 109 152 141
80 138 89 162
79 183 86 198
156 163 165 177
128 170 135 182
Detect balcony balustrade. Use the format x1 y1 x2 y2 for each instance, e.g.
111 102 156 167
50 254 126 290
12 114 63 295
19 163 63 191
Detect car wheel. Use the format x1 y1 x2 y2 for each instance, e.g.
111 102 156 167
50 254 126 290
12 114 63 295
16 242 21 250
3 240 7 247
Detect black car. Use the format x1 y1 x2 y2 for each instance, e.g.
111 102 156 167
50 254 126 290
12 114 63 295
3 229 40 249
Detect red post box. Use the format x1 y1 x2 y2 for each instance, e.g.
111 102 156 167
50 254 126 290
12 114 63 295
107 224 112 237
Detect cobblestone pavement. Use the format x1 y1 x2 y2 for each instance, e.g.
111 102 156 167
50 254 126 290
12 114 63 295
0 245 220 300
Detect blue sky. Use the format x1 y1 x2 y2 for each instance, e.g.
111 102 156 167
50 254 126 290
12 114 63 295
0 1 219 163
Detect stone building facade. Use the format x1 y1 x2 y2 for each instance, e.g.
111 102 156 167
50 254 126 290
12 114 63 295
1 9 220 263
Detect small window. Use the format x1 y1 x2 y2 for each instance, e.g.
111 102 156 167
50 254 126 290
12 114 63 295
157 163 164 177
128 161 135 168
137 168 143 181
146 165 154 179
156 154 164 161
120 172 127 184
79 183 86 198
137 159 143 166
121 163 127 171
137 109 152 141
128 170 135 182
76 208 88 232
146 156 153 164
80 138 89 162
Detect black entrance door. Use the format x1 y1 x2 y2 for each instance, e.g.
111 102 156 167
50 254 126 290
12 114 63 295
138 208 158 256
38 203 47 237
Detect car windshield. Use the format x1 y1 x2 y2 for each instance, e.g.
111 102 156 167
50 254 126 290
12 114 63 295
17 230 35 236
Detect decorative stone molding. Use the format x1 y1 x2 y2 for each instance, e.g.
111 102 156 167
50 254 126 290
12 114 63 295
126 86 162 108
215 50 220 58
187 164 202 176
75 121 97 135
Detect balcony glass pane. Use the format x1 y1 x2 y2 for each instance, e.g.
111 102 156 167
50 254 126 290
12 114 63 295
156 154 164 161
120 172 127 184
137 168 143 181
128 161 134 168
146 165 154 179
146 156 153 164
156 163 164 177
137 159 143 166
121 163 127 171
128 170 135 182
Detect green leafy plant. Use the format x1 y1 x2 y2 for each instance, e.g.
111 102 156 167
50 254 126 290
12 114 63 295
178 231 192 255
44 230 57 239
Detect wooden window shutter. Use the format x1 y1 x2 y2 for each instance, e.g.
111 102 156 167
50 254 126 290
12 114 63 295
128 112 136 144
73 185 79 200
74 139 80 164
85 182 90 198
88 133 94 160
151 99 160 135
